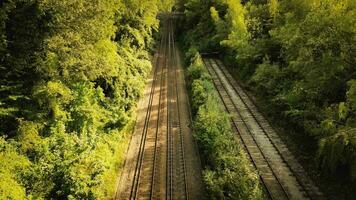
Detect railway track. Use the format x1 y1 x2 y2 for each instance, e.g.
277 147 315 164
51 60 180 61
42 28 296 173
167 18 188 200
129 17 169 200
116 14 194 200
213 59 325 200
203 58 324 200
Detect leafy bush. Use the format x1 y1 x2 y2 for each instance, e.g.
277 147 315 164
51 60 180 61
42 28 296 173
318 80 356 181
0 0 165 198
318 129 356 180
186 50 263 199
0 137 29 200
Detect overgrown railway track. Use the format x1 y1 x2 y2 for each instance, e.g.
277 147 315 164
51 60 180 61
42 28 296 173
203 58 324 200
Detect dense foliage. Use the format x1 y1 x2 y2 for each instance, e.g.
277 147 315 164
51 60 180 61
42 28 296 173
177 0 355 198
0 0 173 199
1 0 354 198
185 49 263 199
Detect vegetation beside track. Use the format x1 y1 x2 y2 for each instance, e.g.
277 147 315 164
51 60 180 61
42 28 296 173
176 0 355 198
0 1 174 199
184 48 264 199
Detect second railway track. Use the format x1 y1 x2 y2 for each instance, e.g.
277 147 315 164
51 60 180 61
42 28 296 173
203 58 324 200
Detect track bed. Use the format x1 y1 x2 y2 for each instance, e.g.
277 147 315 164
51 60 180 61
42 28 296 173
115 15 205 200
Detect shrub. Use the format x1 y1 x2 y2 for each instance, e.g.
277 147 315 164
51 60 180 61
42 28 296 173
186 51 263 199
0 137 30 199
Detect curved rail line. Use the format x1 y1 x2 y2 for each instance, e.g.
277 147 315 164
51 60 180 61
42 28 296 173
213 59 324 200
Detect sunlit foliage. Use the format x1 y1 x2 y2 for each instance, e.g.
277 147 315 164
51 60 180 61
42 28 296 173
178 0 355 197
186 49 263 199
0 0 164 198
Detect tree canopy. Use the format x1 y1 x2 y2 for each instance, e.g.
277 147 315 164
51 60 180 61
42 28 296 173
177 0 355 198
0 0 168 198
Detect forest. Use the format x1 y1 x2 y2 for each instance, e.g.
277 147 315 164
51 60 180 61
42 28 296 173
1 0 355 199
0 0 173 199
